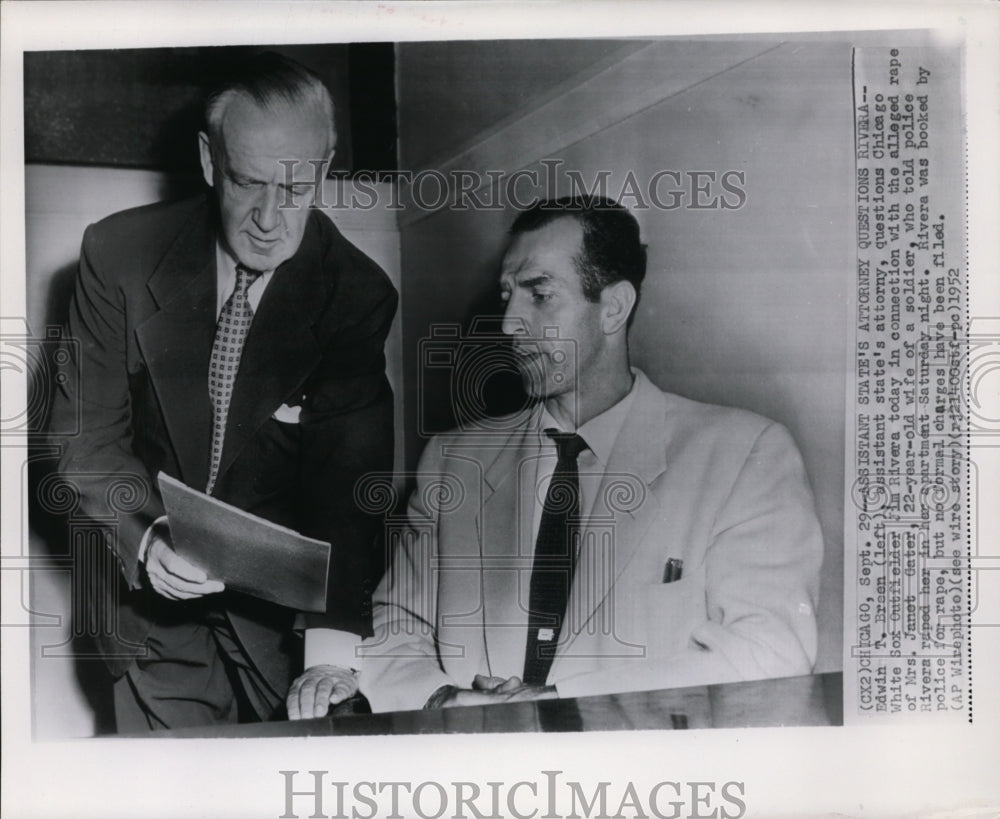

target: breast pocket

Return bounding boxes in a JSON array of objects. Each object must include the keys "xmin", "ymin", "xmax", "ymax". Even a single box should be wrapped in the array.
[{"xmin": 641, "ymin": 573, "xmax": 706, "ymax": 658}]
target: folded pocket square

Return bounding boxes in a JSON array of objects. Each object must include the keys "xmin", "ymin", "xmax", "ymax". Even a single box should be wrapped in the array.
[{"xmin": 273, "ymin": 403, "xmax": 302, "ymax": 424}]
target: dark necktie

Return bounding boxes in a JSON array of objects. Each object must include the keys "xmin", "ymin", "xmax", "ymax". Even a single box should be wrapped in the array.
[
  {"xmin": 206, "ymin": 264, "xmax": 262, "ymax": 494},
  {"xmin": 523, "ymin": 429, "xmax": 589, "ymax": 685}
]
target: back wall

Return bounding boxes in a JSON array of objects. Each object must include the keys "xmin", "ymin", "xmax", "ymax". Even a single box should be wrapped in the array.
[{"xmin": 394, "ymin": 38, "xmax": 852, "ymax": 674}]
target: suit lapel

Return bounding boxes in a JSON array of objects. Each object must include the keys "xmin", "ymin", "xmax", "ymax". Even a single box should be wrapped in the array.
[
  {"xmin": 552, "ymin": 373, "xmax": 669, "ymax": 674},
  {"xmin": 216, "ymin": 214, "xmax": 327, "ymax": 482},
  {"xmin": 135, "ymin": 199, "xmax": 216, "ymax": 489},
  {"xmin": 477, "ymin": 416, "xmax": 540, "ymax": 677}
]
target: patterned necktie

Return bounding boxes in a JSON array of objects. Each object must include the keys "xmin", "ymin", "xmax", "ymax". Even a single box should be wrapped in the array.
[
  {"xmin": 523, "ymin": 429, "xmax": 589, "ymax": 685},
  {"xmin": 206, "ymin": 264, "xmax": 262, "ymax": 495}
]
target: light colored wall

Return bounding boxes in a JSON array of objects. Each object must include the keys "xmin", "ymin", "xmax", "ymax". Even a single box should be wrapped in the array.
[
  {"xmin": 397, "ymin": 39, "xmax": 650, "ymax": 169},
  {"xmin": 25, "ymin": 165, "xmax": 403, "ymax": 738},
  {"xmin": 395, "ymin": 39, "xmax": 850, "ymax": 674}
]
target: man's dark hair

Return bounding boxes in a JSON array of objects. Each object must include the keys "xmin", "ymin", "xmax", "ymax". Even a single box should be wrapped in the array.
[
  {"xmin": 204, "ymin": 51, "xmax": 335, "ymax": 152},
  {"xmin": 509, "ymin": 196, "xmax": 647, "ymax": 320}
]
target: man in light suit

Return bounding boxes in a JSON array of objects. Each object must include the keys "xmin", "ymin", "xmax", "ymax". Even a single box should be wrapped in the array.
[
  {"xmin": 50, "ymin": 52, "xmax": 396, "ymax": 731},
  {"xmin": 288, "ymin": 196, "xmax": 821, "ymax": 717}
]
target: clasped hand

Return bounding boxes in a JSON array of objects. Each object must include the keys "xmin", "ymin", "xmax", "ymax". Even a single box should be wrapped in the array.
[
  {"xmin": 433, "ymin": 674, "xmax": 558, "ymax": 708},
  {"xmin": 287, "ymin": 665, "xmax": 359, "ymax": 719}
]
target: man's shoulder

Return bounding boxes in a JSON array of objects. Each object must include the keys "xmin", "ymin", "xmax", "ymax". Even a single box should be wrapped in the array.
[
  {"xmin": 634, "ymin": 371, "xmax": 788, "ymax": 451},
  {"xmin": 80, "ymin": 195, "xmax": 210, "ymax": 286},
  {"xmin": 310, "ymin": 211, "xmax": 396, "ymax": 300},
  {"xmin": 415, "ymin": 410, "xmax": 534, "ymax": 470},
  {"xmin": 88, "ymin": 194, "xmax": 207, "ymax": 243},
  {"xmin": 661, "ymin": 388, "xmax": 773, "ymax": 436}
]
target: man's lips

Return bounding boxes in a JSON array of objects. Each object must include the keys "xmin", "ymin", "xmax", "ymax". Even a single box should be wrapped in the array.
[
  {"xmin": 510, "ymin": 346, "xmax": 546, "ymax": 368},
  {"xmin": 246, "ymin": 233, "xmax": 281, "ymax": 249}
]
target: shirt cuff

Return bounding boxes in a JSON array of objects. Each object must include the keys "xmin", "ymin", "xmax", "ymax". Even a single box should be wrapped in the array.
[
  {"xmin": 304, "ymin": 628, "xmax": 365, "ymax": 671},
  {"xmin": 137, "ymin": 515, "xmax": 169, "ymax": 564}
]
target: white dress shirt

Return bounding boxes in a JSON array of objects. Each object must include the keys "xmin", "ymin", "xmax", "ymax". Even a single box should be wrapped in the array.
[
  {"xmin": 529, "ymin": 374, "xmax": 638, "ymax": 544},
  {"xmin": 214, "ymin": 242, "xmax": 275, "ymax": 317},
  {"xmin": 306, "ymin": 373, "xmax": 640, "ymax": 674}
]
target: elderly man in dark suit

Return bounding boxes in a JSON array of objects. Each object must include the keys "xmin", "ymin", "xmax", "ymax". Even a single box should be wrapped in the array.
[{"xmin": 49, "ymin": 52, "xmax": 396, "ymax": 731}]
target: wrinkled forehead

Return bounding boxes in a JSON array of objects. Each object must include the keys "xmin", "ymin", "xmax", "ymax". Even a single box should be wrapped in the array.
[
  {"xmin": 216, "ymin": 95, "xmax": 333, "ymax": 177},
  {"xmin": 500, "ymin": 217, "xmax": 585, "ymax": 282}
]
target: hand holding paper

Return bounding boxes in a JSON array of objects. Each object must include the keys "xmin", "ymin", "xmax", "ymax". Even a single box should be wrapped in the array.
[
  {"xmin": 157, "ymin": 472, "xmax": 331, "ymax": 612},
  {"xmin": 144, "ymin": 532, "xmax": 225, "ymax": 601}
]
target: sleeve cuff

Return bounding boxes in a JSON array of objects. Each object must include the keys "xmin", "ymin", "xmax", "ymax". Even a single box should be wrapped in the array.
[
  {"xmin": 137, "ymin": 515, "xmax": 169, "ymax": 564},
  {"xmin": 304, "ymin": 628, "xmax": 365, "ymax": 670}
]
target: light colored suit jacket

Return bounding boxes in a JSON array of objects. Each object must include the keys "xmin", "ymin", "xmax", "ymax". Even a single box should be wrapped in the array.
[{"xmin": 360, "ymin": 370, "xmax": 822, "ymax": 713}]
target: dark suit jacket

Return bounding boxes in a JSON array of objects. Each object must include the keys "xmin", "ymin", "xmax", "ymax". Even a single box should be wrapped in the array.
[{"xmin": 50, "ymin": 193, "xmax": 397, "ymax": 694}]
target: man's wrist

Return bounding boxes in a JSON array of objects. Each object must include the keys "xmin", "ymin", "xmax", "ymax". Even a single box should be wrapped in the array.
[
  {"xmin": 137, "ymin": 515, "xmax": 169, "ymax": 564},
  {"xmin": 303, "ymin": 628, "xmax": 364, "ymax": 671}
]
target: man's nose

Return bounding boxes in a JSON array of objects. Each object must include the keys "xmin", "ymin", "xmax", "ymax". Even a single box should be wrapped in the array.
[
  {"xmin": 253, "ymin": 185, "xmax": 281, "ymax": 233},
  {"xmin": 501, "ymin": 298, "xmax": 528, "ymax": 337}
]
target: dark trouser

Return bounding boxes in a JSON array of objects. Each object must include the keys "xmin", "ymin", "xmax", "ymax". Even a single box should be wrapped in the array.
[{"xmin": 113, "ymin": 601, "xmax": 284, "ymax": 733}]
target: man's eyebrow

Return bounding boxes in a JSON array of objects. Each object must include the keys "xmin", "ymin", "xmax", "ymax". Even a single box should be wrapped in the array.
[
  {"xmin": 517, "ymin": 274, "xmax": 552, "ymax": 288},
  {"xmin": 226, "ymin": 169, "xmax": 263, "ymax": 184}
]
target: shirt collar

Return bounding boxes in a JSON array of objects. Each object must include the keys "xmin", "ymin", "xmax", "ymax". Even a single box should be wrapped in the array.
[
  {"xmin": 215, "ymin": 241, "xmax": 275, "ymax": 315},
  {"xmin": 537, "ymin": 370, "xmax": 639, "ymax": 466}
]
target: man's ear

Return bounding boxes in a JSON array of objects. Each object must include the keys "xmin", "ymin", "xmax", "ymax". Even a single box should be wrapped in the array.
[
  {"xmin": 326, "ymin": 132, "xmax": 338, "ymax": 169},
  {"xmin": 197, "ymin": 132, "xmax": 215, "ymax": 188},
  {"xmin": 600, "ymin": 280, "xmax": 637, "ymax": 335},
  {"xmin": 316, "ymin": 138, "xmax": 337, "ymax": 189}
]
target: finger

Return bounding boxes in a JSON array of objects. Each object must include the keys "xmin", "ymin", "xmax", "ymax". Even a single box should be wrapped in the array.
[
  {"xmin": 287, "ymin": 684, "xmax": 303, "ymax": 720},
  {"xmin": 444, "ymin": 689, "xmax": 505, "ymax": 708},
  {"xmin": 159, "ymin": 549, "xmax": 209, "ymax": 583},
  {"xmin": 150, "ymin": 571, "xmax": 222, "ymax": 596},
  {"xmin": 311, "ymin": 678, "xmax": 337, "ymax": 718},
  {"xmin": 147, "ymin": 571, "xmax": 223, "ymax": 599},
  {"xmin": 495, "ymin": 676, "xmax": 523, "ymax": 693},
  {"xmin": 155, "ymin": 585, "xmax": 206, "ymax": 601},
  {"xmin": 330, "ymin": 675, "xmax": 358, "ymax": 705},
  {"xmin": 473, "ymin": 674, "xmax": 506, "ymax": 691},
  {"xmin": 295, "ymin": 681, "xmax": 317, "ymax": 720},
  {"xmin": 152, "ymin": 583, "xmax": 202, "ymax": 601},
  {"xmin": 508, "ymin": 685, "xmax": 558, "ymax": 703},
  {"xmin": 146, "ymin": 572, "xmax": 191, "ymax": 600}
]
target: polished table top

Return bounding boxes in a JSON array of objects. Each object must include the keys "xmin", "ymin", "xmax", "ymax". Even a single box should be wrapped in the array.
[{"xmin": 147, "ymin": 672, "xmax": 842, "ymax": 738}]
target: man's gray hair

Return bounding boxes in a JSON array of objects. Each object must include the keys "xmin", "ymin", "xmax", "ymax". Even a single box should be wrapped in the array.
[{"xmin": 204, "ymin": 51, "xmax": 335, "ymax": 154}]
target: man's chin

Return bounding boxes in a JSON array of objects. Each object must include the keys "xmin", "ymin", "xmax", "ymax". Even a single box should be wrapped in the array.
[
  {"xmin": 517, "ymin": 370, "xmax": 556, "ymax": 401},
  {"xmin": 234, "ymin": 243, "xmax": 289, "ymax": 271}
]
